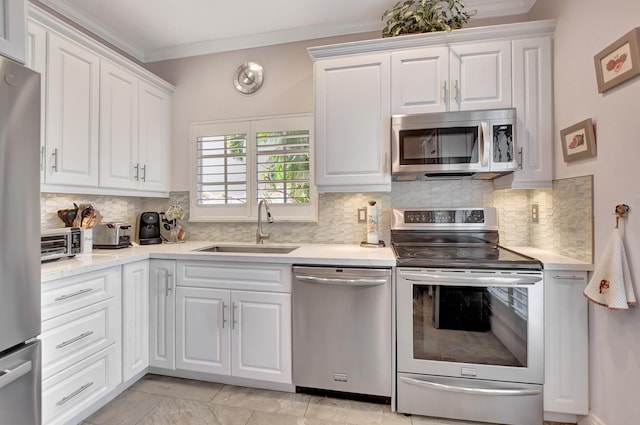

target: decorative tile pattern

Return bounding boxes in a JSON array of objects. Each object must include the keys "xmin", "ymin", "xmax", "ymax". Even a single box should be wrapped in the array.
[
  {"xmin": 40, "ymin": 176, "xmax": 592, "ymax": 262},
  {"xmin": 85, "ymin": 375, "xmax": 570, "ymax": 425}
]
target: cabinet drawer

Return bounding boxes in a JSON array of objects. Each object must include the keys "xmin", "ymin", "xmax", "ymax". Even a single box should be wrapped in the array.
[
  {"xmin": 42, "ymin": 345, "xmax": 120, "ymax": 425},
  {"xmin": 42, "ymin": 267, "xmax": 121, "ymax": 321},
  {"xmin": 41, "ymin": 298, "xmax": 121, "ymax": 380},
  {"xmin": 177, "ymin": 261, "xmax": 291, "ymax": 292}
]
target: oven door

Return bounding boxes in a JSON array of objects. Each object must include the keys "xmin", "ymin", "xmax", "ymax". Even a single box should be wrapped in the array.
[{"xmin": 396, "ymin": 268, "xmax": 543, "ymax": 384}]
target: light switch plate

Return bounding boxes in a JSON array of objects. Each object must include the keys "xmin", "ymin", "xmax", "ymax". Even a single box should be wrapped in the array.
[
  {"xmin": 531, "ymin": 204, "xmax": 539, "ymax": 223},
  {"xmin": 358, "ymin": 208, "xmax": 367, "ymax": 223}
]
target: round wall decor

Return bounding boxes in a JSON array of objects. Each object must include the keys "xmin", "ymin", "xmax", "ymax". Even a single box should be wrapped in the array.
[{"xmin": 233, "ymin": 62, "xmax": 265, "ymax": 94}]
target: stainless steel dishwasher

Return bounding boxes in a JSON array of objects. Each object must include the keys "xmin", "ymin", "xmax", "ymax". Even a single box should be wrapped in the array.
[{"xmin": 292, "ymin": 266, "xmax": 392, "ymax": 398}]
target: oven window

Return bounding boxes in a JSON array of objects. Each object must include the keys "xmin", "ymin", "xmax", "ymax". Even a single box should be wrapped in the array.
[
  {"xmin": 399, "ymin": 127, "xmax": 479, "ymax": 165},
  {"xmin": 413, "ymin": 285, "xmax": 528, "ymax": 367}
]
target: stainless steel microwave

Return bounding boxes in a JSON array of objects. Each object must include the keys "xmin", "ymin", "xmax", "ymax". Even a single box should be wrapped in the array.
[{"xmin": 391, "ymin": 108, "xmax": 518, "ymax": 179}]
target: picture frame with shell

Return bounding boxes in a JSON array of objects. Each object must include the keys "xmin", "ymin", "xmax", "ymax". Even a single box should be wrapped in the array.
[
  {"xmin": 560, "ymin": 118, "xmax": 596, "ymax": 162},
  {"xmin": 594, "ymin": 27, "xmax": 640, "ymax": 93}
]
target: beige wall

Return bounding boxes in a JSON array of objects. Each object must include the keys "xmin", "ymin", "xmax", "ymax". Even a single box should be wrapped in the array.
[{"xmin": 529, "ymin": 2, "xmax": 640, "ymax": 424}]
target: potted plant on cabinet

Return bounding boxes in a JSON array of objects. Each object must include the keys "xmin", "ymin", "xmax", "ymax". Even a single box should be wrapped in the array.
[{"xmin": 381, "ymin": 0, "xmax": 476, "ymax": 38}]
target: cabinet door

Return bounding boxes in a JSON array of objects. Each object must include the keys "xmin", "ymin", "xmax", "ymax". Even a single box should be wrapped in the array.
[
  {"xmin": 46, "ymin": 33, "xmax": 100, "ymax": 186},
  {"xmin": 138, "ymin": 80, "xmax": 170, "ymax": 192},
  {"xmin": 391, "ymin": 47, "xmax": 449, "ymax": 114},
  {"xmin": 99, "ymin": 60, "xmax": 139, "ymax": 190},
  {"xmin": 149, "ymin": 259, "xmax": 176, "ymax": 369},
  {"xmin": 122, "ymin": 261, "xmax": 149, "ymax": 382},
  {"xmin": 25, "ymin": 20, "xmax": 47, "ymax": 184},
  {"xmin": 503, "ymin": 36, "xmax": 553, "ymax": 189},
  {"xmin": 449, "ymin": 41, "xmax": 512, "ymax": 111},
  {"xmin": 0, "ymin": 0, "xmax": 26, "ymax": 63},
  {"xmin": 231, "ymin": 291, "xmax": 291, "ymax": 384},
  {"xmin": 315, "ymin": 54, "xmax": 391, "ymax": 192},
  {"xmin": 543, "ymin": 271, "xmax": 589, "ymax": 417},
  {"xmin": 175, "ymin": 287, "xmax": 231, "ymax": 375}
]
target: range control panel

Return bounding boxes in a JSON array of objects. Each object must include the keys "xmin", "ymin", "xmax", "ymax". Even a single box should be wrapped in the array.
[
  {"xmin": 391, "ymin": 208, "xmax": 498, "ymax": 230},
  {"xmin": 404, "ymin": 209, "xmax": 485, "ymax": 224}
]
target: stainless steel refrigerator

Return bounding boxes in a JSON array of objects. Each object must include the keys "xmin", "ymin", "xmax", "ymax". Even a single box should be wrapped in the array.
[{"xmin": 0, "ymin": 56, "xmax": 42, "ymax": 424}]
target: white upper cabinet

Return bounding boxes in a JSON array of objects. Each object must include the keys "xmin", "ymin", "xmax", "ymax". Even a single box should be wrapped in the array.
[
  {"xmin": 314, "ymin": 54, "xmax": 391, "ymax": 192},
  {"xmin": 100, "ymin": 60, "xmax": 140, "ymax": 190},
  {"xmin": 495, "ymin": 36, "xmax": 553, "ymax": 189},
  {"xmin": 391, "ymin": 46, "xmax": 449, "ymax": 114},
  {"xmin": 391, "ymin": 41, "xmax": 511, "ymax": 115},
  {"xmin": 25, "ymin": 20, "xmax": 46, "ymax": 183},
  {"xmin": 138, "ymin": 80, "xmax": 170, "ymax": 192},
  {"xmin": 449, "ymin": 41, "xmax": 512, "ymax": 111},
  {"xmin": 0, "ymin": 0, "xmax": 26, "ymax": 63},
  {"xmin": 46, "ymin": 32, "xmax": 100, "ymax": 187},
  {"xmin": 30, "ymin": 7, "xmax": 174, "ymax": 196}
]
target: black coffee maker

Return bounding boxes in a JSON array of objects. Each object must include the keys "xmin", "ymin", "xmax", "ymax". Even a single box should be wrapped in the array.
[{"xmin": 138, "ymin": 212, "xmax": 162, "ymax": 245}]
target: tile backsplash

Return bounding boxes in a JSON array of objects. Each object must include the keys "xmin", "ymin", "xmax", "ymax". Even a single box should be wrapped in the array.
[{"xmin": 40, "ymin": 175, "xmax": 593, "ymax": 262}]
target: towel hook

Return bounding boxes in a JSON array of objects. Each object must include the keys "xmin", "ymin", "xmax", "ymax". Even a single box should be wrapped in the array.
[{"xmin": 615, "ymin": 204, "xmax": 630, "ymax": 228}]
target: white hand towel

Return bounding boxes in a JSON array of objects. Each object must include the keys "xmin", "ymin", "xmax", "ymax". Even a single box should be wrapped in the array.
[{"xmin": 584, "ymin": 229, "xmax": 637, "ymax": 310}]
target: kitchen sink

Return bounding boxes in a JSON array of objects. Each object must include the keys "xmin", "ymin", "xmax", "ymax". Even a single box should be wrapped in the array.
[{"xmin": 196, "ymin": 245, "xmax": 299, "ymax": 254}]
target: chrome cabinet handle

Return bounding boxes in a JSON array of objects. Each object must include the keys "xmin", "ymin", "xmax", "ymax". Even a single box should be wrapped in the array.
[
  {"xmin": 221, "ymin": 302, "xmax": 227, "ymax": 329},
  {"xmin": 134, "ymin": 163, "xmax": 140, "ymax": 181},
  {"xmin": 452, "ymin": 79, "xmax": 459, "ymax": 104},
  {"xmin": 141, "ymin": 165, "xmax": 146, "ymax": 182},
  {"xmin": 0, "ymin": 361, "xmax": 32, "ymax": 390},
  {"xmin": 553, "ymin": 275, "xmax": 585, "ymax": 281},
  {"xmin": 441, "ymin": 81, "xmax": 447, "ymax": 104},
  {"xmin": 51, "ymin": 148, "xmax": 58, "ymax": 172},
  {"xmin": 56, "ymin": 331, "xmax": 94, "ymax": 349},
  {"xmin": 165, "ymin": 271, "xmax": 173, "ymax": 297},
  {"xmin": 54, "ymin": 288, "xmax": 93, "ymax": 302},
  {"xmin": 400, "ymin": 376, "xmax": 542, "ymax": 396},
  {"xmin": 40, "ymin": 146, "xmax": 45, "ymax": 171},
  {"xmin": 56, "ymin": 382, "xmax": 94, "ymax": 406},
  {"xmin": 518, "ymin": 147, "xmax": 524, "ymax": 169},
  {"xmin": 232, "ymin": 303, "xmax": 237, "ymax": 330}
]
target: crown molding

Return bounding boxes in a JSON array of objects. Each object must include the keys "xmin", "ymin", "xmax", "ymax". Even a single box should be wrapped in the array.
[
  {"xmin": 35, "ymin": 0, "xmax": 146, "ymax": 61},
  {"xmin": 34, "ymin": 0, "xmax": 541, "ymax": 63},
  {"xmin": 307, "ymin": 19, "xmax": 556, "ymax": 60}
]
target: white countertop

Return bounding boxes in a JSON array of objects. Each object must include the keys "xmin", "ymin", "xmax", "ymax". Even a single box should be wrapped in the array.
[
  {"xmin": 41, "ymin": 241, "xmax": 397, "ymax": 283},
  {"xmin": 41, "ymin": 242, "xmax": 591, "ymax": 283},
  {"xmin": 505, "ymin": 246, "xmax": 593, "ymax": 272}
]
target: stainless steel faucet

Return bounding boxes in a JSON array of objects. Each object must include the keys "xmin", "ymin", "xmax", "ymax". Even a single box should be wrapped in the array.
[{"xmin": 256, "ymin": 199, "xmax": 274, "ymax": 244}]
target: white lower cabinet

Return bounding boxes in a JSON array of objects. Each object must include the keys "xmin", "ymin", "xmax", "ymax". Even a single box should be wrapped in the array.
[
  {"xmin": 41, "ymin": 266, "xmax": 122, "ymax": 425},
  {"xmin": 122, "ymin": 261, "xmax": 149, "ymax": 382},
  {"xmin": 175, "ymin": 261, "xmax": 292, "ymax": 384},
  {"xmin": 543, "ymin": 270, "xmax": 589, "ymax": 421},
  {"xmin": 149, "ymin": 259, "xmax": 176, "ymax": 370}
]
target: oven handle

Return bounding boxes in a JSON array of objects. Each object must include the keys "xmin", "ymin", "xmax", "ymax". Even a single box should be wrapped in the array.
[
  {"xmin": 400, "ymin": 376, "xmax": 542, "ymax": 396},
  {"xmin": 400, "ymin": 272, "xmax": 541, "ymax": 286}
]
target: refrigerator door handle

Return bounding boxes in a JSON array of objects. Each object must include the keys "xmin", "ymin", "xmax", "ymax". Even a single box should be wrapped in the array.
[{"xmin": 0, "ymin": 360, "xmax": 32, "ymax": 390}]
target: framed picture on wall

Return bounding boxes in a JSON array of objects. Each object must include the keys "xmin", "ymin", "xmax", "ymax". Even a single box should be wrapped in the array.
[
  {"xmin": 594, "ymin": 27, "xmax": 640, "ymax": 93},
  {"xmin": 560, "ymin": 118, "xmax": 596, "ymax": 162}
]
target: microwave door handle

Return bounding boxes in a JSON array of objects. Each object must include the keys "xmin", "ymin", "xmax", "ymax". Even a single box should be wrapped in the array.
[{"xmin": 480, "ymin": 121, "xmax": 490, "ymax": 167}]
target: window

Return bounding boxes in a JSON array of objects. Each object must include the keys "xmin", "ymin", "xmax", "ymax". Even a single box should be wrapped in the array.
[{"xmin": 190, "ymin": 114, "xmax": 316, "ymax": 222}]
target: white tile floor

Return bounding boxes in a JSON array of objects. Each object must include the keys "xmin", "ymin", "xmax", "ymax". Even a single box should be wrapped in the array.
[{"xmin": 83, "ymin": 374, "xmax": 568, "ymax": 425}]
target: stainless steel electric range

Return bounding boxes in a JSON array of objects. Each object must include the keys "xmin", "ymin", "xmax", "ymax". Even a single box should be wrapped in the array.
[{"xmin": 391, "ymin": 208, "xmax": 544, "ymax": 425}]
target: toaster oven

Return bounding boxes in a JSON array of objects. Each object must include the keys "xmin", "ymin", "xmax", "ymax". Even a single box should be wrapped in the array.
[{"xmin": 41, "ymin": 228, "xmax": 82, "ymax": 262}]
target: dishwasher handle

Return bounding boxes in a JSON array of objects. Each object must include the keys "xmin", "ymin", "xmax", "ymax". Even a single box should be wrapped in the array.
[{"xmin": 295, "ymin": 274, "xmax": 388, "ymax": 286}]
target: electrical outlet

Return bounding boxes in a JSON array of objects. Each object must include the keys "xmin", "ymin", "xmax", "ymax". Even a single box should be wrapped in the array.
[
  {"xmin": 358, "ymin": 208, "xmax": 367, "ymax": 223},
  {"xmin": 531, "ymin": 204, "xmax": 539, "ymax": 223}
]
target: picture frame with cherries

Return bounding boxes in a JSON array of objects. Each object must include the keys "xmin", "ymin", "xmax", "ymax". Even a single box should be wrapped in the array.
[
  {"xmin": 560, "ymin": 118, "xmax": 596, "ymax": 163},
  {"xmin": 594, "ymin": 27, "xmax": 640, "ymax": 93}
]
